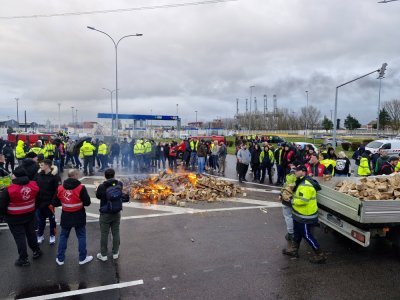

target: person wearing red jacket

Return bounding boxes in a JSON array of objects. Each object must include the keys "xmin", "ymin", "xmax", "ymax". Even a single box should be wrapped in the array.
[
  {"xmin": 0, "ymin": 167, "xmax": 42, "ymax": 266},
  {"xmin": 52, "ymin": 169, "xmax": 92, "ymax": 266}
]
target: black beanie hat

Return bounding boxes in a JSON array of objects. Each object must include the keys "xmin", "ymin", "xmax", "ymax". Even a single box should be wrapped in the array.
[
  {"xmin": 26, "ymin": 152, "xmax": 37, "ymax": 159},
  {"xmin": 13, "ymin": 166, "xmax": 27, "ymax": 178}
]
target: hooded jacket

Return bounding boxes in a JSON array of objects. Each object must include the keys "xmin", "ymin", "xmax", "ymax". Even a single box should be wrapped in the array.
[
  {"xmin": 22, "ymin": 158, "xmax": 40, "ymax": 180},
  {"xmin": 52, "ymin": 178, "xmax": 91, "ymax": 228},
  {"xmin": 0, "ymin": 176, "xmax": 38, "ymax": 224},
  {"xmin": 95, "ymin": 178, "xmax": 128, "ymax": 212},
  {"xmin": 15, "ymin": 140, "xmax": 26, "ymax": 159},
  {"xmin": 34, "ymin": 166, "xmax": 61, "ymax": 210}
]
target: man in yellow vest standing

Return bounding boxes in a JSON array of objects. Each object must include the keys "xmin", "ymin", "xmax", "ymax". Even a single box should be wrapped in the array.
[
  {"xmin": 134, "ymin": 140, "xmax": 145, "ymax": 173},
  {"xmin": 79, "ymin": 140, "xmax": 96, "ymax": 176},
  {"xmin": 282, "ymin": 165, "xmax": 326, "ymax": 264},
  {"xmin": 98, "ymin": 140, "xmax": 108, "ymax": 172}
]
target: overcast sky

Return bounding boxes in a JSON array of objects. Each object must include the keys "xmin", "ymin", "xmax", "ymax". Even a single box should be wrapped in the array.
[{"xmin": 1, "ymin": 0, "xmax": 399, "ymax": 126}]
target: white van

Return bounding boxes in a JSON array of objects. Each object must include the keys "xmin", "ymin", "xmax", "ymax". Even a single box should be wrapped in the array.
[{"xmin": 365, "ymin": 139, "xmax": 400, "ymax": 156}]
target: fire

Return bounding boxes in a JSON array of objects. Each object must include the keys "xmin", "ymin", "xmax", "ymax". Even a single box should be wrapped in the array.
[{"xmin": 188, "ymin": 173, "xmax": 198, "ymax": 187}]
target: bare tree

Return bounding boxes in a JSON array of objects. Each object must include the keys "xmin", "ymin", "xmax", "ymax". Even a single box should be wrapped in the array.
[
  {"xmin": 300, "ymin": 105, "xmax": 321, "ymax": 131},
  {"xmin": 384, "ymin": 99, "xmax": 400, "ymax": 133}
]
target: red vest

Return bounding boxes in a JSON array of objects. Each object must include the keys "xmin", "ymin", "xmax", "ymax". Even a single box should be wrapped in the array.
[
  {"xmin": 305, "ymin": 163, "xmax": 325, "ymax": 177},
  {"xmin": 57, "ymin": 185, "xmax": 84, "ymax": 212},
  {"xmin": 7, "ymin": 181, "xmax": 39, "ymax": 215}
]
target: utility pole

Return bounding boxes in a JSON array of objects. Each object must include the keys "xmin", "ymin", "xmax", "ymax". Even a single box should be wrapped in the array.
[
  {"xmin": 249, "ymin": 85, "xmax": 255, "ymax": 131},
  {"xmin": 58, "ymin": 103, "xmax": 61, "ymax": 131},
  {"xmin": 15, "ymin": 98, "xmax": 19, "ymax": 128},
  {"xmin": 376, "ymin": 63, "xmax": 387, "ymax": 137}
]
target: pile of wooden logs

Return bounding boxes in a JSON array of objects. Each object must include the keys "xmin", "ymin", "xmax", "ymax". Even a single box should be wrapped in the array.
[
  {"xmin": 335, "ymin": 174, "xmax": 400, "ymax": 200},
  {"xmin": 119, "ymin": 172, "xmax": 242, "ymax": 205}
]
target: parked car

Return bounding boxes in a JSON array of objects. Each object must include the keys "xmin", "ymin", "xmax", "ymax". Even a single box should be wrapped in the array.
[
  {"xmin": 293, "ymin": 142, "xmax": 319, "ymax": 153},
  {"xmin": 322, "ymin": 138, "xmax": 348, "ymax": 146}
]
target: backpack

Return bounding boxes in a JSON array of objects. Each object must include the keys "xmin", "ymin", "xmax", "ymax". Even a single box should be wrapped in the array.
[{"xmin": 100, "ymin": 183, "xmax": 123, "ymax": 214}]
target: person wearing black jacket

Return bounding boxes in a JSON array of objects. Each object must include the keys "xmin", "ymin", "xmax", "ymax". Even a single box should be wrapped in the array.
[
  {"xmin": 22, "ymin": 154, "xmax": 40, "ymax": 180},
  {"xmin": 334, "ymin": 151, "xmax": 351, "ymax": 177},
  {"xmin": 250, "ymin": 144, "xmax": 261, "ymax": 182},
  {"xmin": 0, "ymin": 167, "xmax": 42, "ymax": 266},
  {"xmin": 52, "ymin": 169, "xmax": 92, "ymax": 265},
  {"xmin": 378, "ymin": 156, "xmax": 398, "ymax": 175},
  {"xmin": 35, "ymin": 159, "xmax": 61, "ymax": 245},
  {"xmin": 3, "ymin": 142, "xmax": 15, "ymax": 172},
  {"xmin": 95, "ymin": 168, "xmax": 129, "ymax": 261}
]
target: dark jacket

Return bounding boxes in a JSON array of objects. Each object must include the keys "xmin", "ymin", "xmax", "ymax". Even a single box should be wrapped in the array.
[
  {"xmin": 95, "ymin": 178, "xmax": 128, "ymax": 212},
  {"xmin": 2, "ymin": 144, "xmax": 14, "ymax": 161},
  {"xmin": 22, "ymin": 159, "xmax": 39, "ymax": 180},
  {"xmin": 0, "ymin": 176, "xmax": 36, "ymax": 224},
  {"xmin": 379, "ymin": 162, "xmax": 395, "ymax": 175},
  {"xmin": 110, "ymin": 143, "xmax": 120, "ymax": 156},
  {"xmin": 34, "ymin": 167, "xmax": 61, "ymax": 210},
  {"xmin": 251, "ymin": 148, "xmax": 261, "ymax": 165},
  {"xmin": 197, "ymin": 143, "xmax": 208, "ymax": 157},
  {"xmin": 52, "ymin": 178, "xmax": 91, "ymax": 228}
]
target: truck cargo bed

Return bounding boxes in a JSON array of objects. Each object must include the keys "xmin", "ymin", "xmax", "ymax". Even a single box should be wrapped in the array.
[{"xmin": 318, "ymin": 177, "xmax": 400, "ymax": 224}]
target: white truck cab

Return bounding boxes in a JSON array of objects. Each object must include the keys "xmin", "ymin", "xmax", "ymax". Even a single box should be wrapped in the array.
[{"xmin": 365, "ymin": 139, "xmax": 400, "ymax": 156}]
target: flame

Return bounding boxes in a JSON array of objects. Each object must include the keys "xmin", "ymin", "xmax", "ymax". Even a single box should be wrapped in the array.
[{"xmin": 188, "ymin": 173, "xmax": 198, "ymax": 186}]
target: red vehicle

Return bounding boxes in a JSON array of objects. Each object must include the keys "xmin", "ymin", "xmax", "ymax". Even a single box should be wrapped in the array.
[
  {"xmin": 8, "ymin": 133, "xmax": 55, "ymax": 147},
  {"xmin": 191, "ymin": 135, "xmax": 226, "ymax": 144}
]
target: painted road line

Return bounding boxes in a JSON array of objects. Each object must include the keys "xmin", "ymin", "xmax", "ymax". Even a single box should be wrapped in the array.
[
  {"xmin": 89, "ymin": 198, "xmax": 199, "ymax": 214},
  {"xmin": 86, "ymin": 212, "xmax": 100, "ymax": 218},
  {"xmin": 20, "ymin": 280, "xmax": 144, "ymax": 300},
  {"xmin": 242, "ymin": 187, "xmax": 281, "ymax": 194},
  {"xmin": 224, "ymin": 197, "xmax": 282, "ymax": 207}
]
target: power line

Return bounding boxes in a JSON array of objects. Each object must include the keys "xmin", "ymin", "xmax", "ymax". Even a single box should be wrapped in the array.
[{"xmin": 0, "ymin": 0, "xmax": 238, "ymax": 20}]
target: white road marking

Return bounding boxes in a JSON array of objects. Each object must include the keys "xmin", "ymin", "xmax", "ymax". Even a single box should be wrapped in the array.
[
  {"xmin": 86, "ymin": 212, "xmax": 100, "ymax": 218},
  {"xmin": 223, "ymin": 197, "xmax": 282, "ymax": 207},
  {"xmin": 19, "ymin": 280, "xmax": 144, "ymax": 300},
  {"xmin": 242, "ymin": 187, "xmax": 281, "ymax": 194}
]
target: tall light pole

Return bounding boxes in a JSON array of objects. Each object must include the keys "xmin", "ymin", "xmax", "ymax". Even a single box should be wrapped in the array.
[
  {"xmin": 376, "ymin": 63, "xmax": 388, "ymax": 137},
  {"xmin": 58, "ymin": 103, "xmax": 61, "ymax": 131},
  {"xmin": 15, "ymin": 98, "xmax": 19, "ymax": 127},
  {"xmin": 249, "ymin": 85, "xmax": 255, "ymax": 131},
  {"xmin": 195, "ymin": 110, "xmax": 198, "ymax": 124},
  {"xmin": 176, "ymin": 103, "xmax": 179, "ymax": 115},
  {"xmin": 332, "ymin": 64, "xmax": 386, "ymax": 148},
  {"xmin": 76, "ymin": 109, "xmax": 78, "ymax": 132},
  {"xmin": 103, "ymin": 88, "xmax": 117, "ymax": 135},
  {"xmin": 71, "ymin": 106, "xmax": 74, "ymax": 132},
  {"xmin": 305, "ymin": 90, "xmax": 309, "ymax": 137},
  {"xmin": 87, "ymin": 26, "xmax": 142, "ymax": 138}
]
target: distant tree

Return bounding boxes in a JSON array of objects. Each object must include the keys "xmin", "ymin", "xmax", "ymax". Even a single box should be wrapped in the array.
[
  {"xmin": 384, "ymin": 99, "xmax": 400, "ymax": 132},
  {"xmin": 321, "ymin": 116, "xmax": 333, "ymax": 132},
  {"xmin": 372, "ymin": 108, "xmax": 391, "ymax": 129},
  {"xmin": 7, "ymin": 126, "xmax": 14, "ymax": 134},
  {"xmin": 344, "ymin": 114, "xmax": 361, "ymax": 130},
  {"xmin": 336, "ymin": 118, "xmax": 341, "ymax": 130},
  {"xmin": 300, "ymin": 105, "xmax": 321, "ymax": 131}
]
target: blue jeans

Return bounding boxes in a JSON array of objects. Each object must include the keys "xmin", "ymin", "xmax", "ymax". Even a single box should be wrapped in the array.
[
  {"xmin": 57, "ymin": 226, "xmax": 87, "ymax": 262},
  {"xmin": 37, "ymin": 207, "xmax": 56, "ymax": 237},
  {"xmin": 83, "ymin": 156, "xmax": 94, "ymax": 174},
  {"xmin": 74, "ymin": 154, "xmax": 82, "ymax": 167},
  {"xmin": 197, "ymin": 157, "xmax": 205, "ymax": 174},
  {"xmin": 65, "ymin": 153, "xmax": 75, "ymax": 166},
  {"xmin": 282, "ymin": 206, "xmax": 293, "ymax": 234},
  {"xmin": 190, "ymin": 152, "xmax": 197, "ymax": 169}
]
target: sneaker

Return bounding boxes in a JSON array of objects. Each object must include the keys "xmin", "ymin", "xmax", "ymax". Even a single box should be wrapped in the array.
[
  {"xmin": 32, "ymin": 250, "xmax": 42, "ymax": 259},
  {"xmin": 96, "ymin": 253, "xmax": 108, "ymax": 262},
  {"xmin": 15, "ymin": 258, "xmax": 30, "ymax": 267},
  {"xmin": 112, "ymin": 252, "xmax": 119, "ymax": 260},
  {"xmin": 56, "ymin": 258, "xmax": 64, "ymax": 266},
  {"xmin": 49, "ymin": 235, "xmax": 56, "ymax": 245},
  {"xmin": 79, "ymin": 255, "xmax": 93, "ymax": 265},
  {"xmin": 37, "ymin": 235, "xmax": 44, "ymax": 244}
]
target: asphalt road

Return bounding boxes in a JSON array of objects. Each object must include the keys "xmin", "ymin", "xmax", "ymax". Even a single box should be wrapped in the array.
[{"xmin": 1, "ymin": 155, "xmax": 400, "ymax": 300}]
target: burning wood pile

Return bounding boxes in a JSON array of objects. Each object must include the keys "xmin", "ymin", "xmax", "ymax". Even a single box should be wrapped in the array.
[
  {"xmin": 120, "ymin": 171, "xmax": 242, "ymax": 205},
  {"xmin": 335, "ymin": 174, "xmax": 400, "ymax": 200}
]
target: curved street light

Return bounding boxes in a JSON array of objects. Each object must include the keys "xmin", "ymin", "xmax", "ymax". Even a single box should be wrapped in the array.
[{"xmin": 87, "ymin": 26, "xmax": 143, "ymax": 138}]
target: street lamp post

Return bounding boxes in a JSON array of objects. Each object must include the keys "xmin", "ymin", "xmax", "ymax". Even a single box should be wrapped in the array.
[
  {"xmin": 71, "ymin": 106, "xmax": 74, "ymax": 133},
  {"xmin": 76, "ymin": 109, "xmax": 78, "ymax": 132},
  {"xmin": 332, "ymin": 64, "xmax": 387, "ymax": 148},
  {"xmin": 305, "ymin": 91, "xmax": 309, "ymax": 137},
  {"xmin": 58, "ymin": 103, "xmax": 61, "ymax": 131},
  {"xmin": 103, "ymin": 88, "xmax": 117, "ymax": 135},
  {"xmin": 88, "ymin": 26, "xmax": 142, "ymax": 138},
  {"xmin": 195, "ymin": 110, "xmax": 198, "ymax": 126},
  {"xmin": 249, "ymin": 85, "xmax": 255, "ymax": 132},
  {"xmin": 15, "ymin": 98, "xmax": 19, "ymax": 128},
  {"xmin": 376, "ymin": 63, "xmax": 387, "ymax": 137}
]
